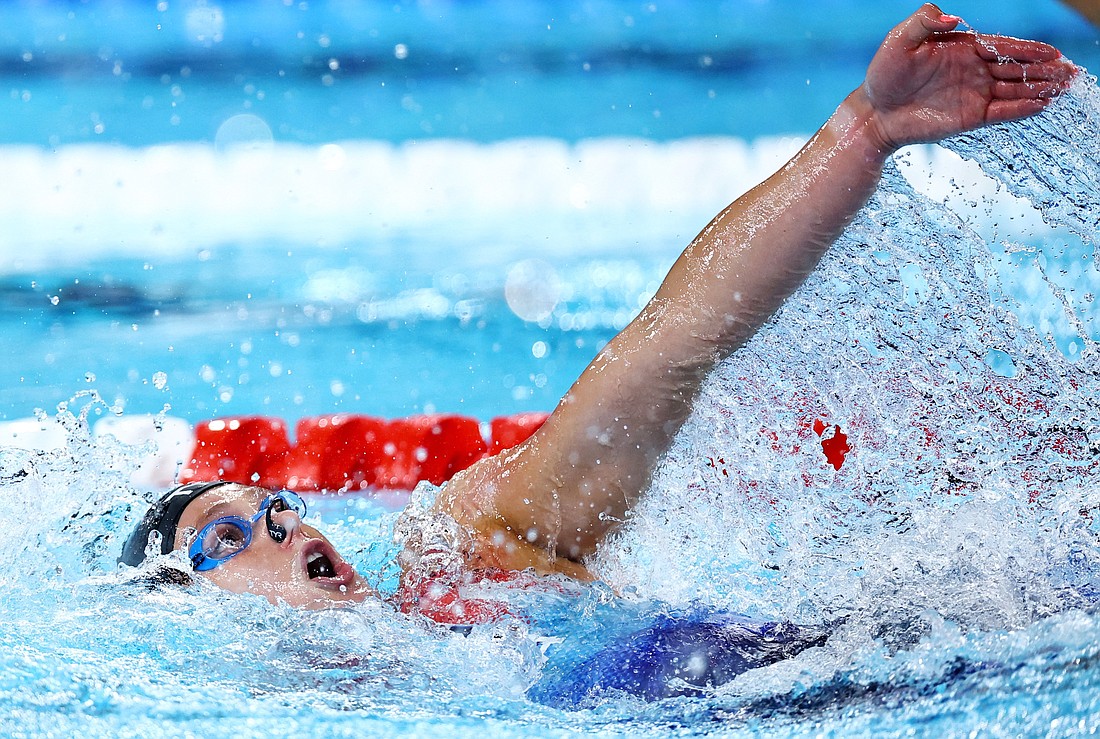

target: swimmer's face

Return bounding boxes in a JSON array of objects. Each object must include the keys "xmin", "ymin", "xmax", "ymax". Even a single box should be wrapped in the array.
[{"xmin": 175, "ymin": 484, "xmax": 372, "ymax": 609}]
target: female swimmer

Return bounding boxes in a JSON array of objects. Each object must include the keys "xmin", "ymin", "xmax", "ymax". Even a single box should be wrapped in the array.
[{"xmin": 119, "ymin": 4, "xmax": 1077, "ymax": 702}]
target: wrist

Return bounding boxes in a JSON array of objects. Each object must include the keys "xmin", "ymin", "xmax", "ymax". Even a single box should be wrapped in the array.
[{"xmin": 830, "ymin": 86, "xmax": 897, "ymax": 165}]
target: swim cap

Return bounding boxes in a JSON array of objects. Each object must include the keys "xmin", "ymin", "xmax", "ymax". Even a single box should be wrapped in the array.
[{"xmin": 118, "ymin": 480, "xmax": 233, "ymax": 567}]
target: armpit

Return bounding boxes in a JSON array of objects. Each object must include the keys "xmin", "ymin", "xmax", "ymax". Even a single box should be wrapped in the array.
[{"xmin": 436, "ymin": 455, "xmax": 593, "ymax": 580}]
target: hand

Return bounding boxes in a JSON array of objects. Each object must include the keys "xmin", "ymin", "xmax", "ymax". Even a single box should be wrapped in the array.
[{"xmin": 863, "ymin": 3, "xmax": 1077, "ymax": 152}]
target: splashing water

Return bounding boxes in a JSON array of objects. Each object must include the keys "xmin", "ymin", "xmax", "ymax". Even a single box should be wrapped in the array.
[
  {"xmin": 0, "ymin": 392, "xmax": 148, "ymax": 586},
  {"xmin": 3, "ymin": 74, "xmax": 1100, "ymax": 737},
  {"xmin": 598, "ymin": 73, "xmax": 1100, "ymax": 702},
  {"xmin": 0, "ymin": 398, "xmax": 555, "ymax": 734}
]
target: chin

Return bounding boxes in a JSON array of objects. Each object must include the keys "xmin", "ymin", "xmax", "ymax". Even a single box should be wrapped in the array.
[{"xmin": 282, "ymin": 575, "xmax": 374, "ymax": 610}]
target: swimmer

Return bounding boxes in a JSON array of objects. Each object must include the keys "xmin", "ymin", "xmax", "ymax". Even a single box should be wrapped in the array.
[{"xmin": 119, "ymin": 3, "xmax": 1077, "ymax": 701}]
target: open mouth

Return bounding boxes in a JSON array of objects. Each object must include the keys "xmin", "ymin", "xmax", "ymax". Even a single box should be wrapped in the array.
[
  {"xmin": 306, "ymin": 550, "xmax": 336, "ymax": 579},
  {"xmin": 300, "ymin": 539, "xmax": 357, "ymax": 589}
]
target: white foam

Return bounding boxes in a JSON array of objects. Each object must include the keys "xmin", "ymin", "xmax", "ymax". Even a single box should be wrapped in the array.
[
  {"xmin": 0, "ymin": 417, "xmax": 66, "ymax": 451},
  {"xmin": 0, "ymin": 414, "xmax": 193, "ymax": 489},
  {"xmin": 0, "ymin": 136, "xmax": 1061, "ymax": 276},
  {"xmin": 0, "ymin": 137, "xmax": 807, "ymax": 270},
  {"xmin": 91, "ymin": 415, "xmax": 194, "ymax": 489}
]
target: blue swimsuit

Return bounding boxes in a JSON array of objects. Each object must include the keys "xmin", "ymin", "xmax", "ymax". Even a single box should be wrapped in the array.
[{"xmin": 527, "ymin": 612, "xmax": 830, "ymax": 708}]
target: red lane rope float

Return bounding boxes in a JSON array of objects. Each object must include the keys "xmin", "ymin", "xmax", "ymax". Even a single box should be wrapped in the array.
[
  {"xmin": 181, "ymin": 416, "xmax": 293, "ymax": 488},
  {"xmin": 181, "ymin": 412, "xmax": 551, "ymax": 493},
  {"xmin": 488, "ymin": 411, "xmax": 552, "ymax": 456},
  {"xmin": 812, "ymin": 418, "xmax": 851, "ymax": 472},
  {"xmin": 178, "ymin": 407, "xmax": 857, "ymax": 493}
]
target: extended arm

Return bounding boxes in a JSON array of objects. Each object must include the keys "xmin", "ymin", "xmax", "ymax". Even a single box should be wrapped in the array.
[{"xmin": 436, "ymin": 5, "xmax": 1075, "ymax": 575}]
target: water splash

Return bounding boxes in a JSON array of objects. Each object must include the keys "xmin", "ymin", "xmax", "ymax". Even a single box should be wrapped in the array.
[
  {"xmin": 598, "ymin": 76, "xmax": 1100, "ymax": 645},
  {"xmin": 943, "ymin": 70, "xmax": 1100, "ymax": 247},
  {"xmin": 3, "ymin": 69, "xmax": 1100, "ymax": 739},
  {"xmin": 0, "ymin": 401, "xmax": 551, "ymax": 735},
  {"xmin": 0, "ymin": 392, "xmax": 152, "ymax": 590}
]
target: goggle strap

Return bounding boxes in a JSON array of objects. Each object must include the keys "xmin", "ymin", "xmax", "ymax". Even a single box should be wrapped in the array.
[{"xmin": 266, "ymin": 502, "xmax": 287, "ymax": 543}]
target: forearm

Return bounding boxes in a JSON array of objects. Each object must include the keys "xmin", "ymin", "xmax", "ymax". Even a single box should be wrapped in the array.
[
  {"xmin": 654, "ymin": 86, "xmax": 891, "ymax": 357},
  {"xmin": 448, "ymin": 88, "xmax": 895, "ymax": 563}
]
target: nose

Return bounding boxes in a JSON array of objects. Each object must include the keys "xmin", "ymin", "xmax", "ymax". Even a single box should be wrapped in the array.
[{"xmin": 264, "ymin": 505, "xmax": 303, "ymax": 545}]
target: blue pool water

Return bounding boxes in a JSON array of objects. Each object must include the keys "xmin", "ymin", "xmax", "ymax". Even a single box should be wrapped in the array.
[{"xmin": 2, "ymin": 1, "xmax": 1100, "ymax": 736}]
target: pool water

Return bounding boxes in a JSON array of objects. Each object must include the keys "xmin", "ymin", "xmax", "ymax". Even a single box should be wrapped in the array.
[{"xmin": 3, "ymin": 1, "xmax": 1100, "ymax": 737}]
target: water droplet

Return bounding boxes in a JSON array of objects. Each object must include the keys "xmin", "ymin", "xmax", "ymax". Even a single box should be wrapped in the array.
[
  {"xmin": 505, "ymin": 259, "xmax": 561, "ymax": 322},
  {"xmin": 214, "ymin": 113, "xmax": 274, "ymax": 153}
]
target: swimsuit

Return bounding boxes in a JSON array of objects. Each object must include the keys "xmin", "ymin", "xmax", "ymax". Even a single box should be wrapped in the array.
[{"xmin": 527, "ymin": 611, "xmax": 830, "ymax": 708}]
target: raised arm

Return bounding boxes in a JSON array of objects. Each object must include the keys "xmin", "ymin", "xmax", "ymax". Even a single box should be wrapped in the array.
[{"xmin": 435, "ymin": 5, "xmax": 1075, "ymax": 576}]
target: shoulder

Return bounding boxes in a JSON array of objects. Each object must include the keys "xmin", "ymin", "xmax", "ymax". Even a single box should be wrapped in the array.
[{"xmin": 431, "ymin": 454, "xmax": 594, "ymax": 581}]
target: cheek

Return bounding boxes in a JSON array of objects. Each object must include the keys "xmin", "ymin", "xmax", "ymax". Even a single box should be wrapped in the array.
[
  {"xmin": 204, "ymin": 554, "xmax": 303, "ymax": 595},
  {"xmin": 202, "ymin": 567, "xmax": 260, "ymax": 596}
]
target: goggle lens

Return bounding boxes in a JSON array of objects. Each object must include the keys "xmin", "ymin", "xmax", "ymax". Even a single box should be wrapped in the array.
[
  {"xmin": 199, "ymin": 519, "xmax": 251, "ymax": 561},
  {"xmin": 188, "ymin": 490, "xmax": 307, "ymax": 571}
]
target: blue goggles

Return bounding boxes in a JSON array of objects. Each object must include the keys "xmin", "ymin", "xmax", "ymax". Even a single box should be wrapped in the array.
[{"xmin": 188, "ymin": 490, "xmax": 307, "ymax": 572}]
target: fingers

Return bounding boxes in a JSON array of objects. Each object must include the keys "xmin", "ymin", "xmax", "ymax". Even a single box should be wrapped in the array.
[
  {"xmin": 971, "ymin": 34, "xmax": 1063, "ymax": 63},
  {"xmin": 993, "ymin": 79, "xmax": 1071, "ymax": 101},
  {"xmin": 986, "ymin": 97, "xmax": 1054, "ymax": 124},
  {"xmin": 988, "ymin": 60, "xmax": 1074, "ymax": 82},
  {"xmin": 988, "ymin": 56, "xmax": 1076, "ymax": 102}
]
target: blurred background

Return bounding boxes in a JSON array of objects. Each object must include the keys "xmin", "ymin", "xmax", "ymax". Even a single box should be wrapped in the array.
[
  {"xmin": 0, "ymin": 0, "xmax": 1095, "ymax": 146},
  {"xmin": 0, "ymin": 0, "xmax": 1096, "ymax": 423}
]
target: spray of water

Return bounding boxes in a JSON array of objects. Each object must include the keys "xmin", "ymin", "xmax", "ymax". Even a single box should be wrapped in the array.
[
  {"xmin": 1, "ymin": 69, "xmax": 1099, "ymax": 737},
  {"xmin": 597, "ymin": 74, "xmax": 1100, "ymax": 644}
]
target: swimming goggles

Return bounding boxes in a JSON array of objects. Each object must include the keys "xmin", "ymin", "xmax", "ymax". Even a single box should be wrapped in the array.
[{"xmin": 188, "ymin": 490, "xmax": 307, "ymax": 571}]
